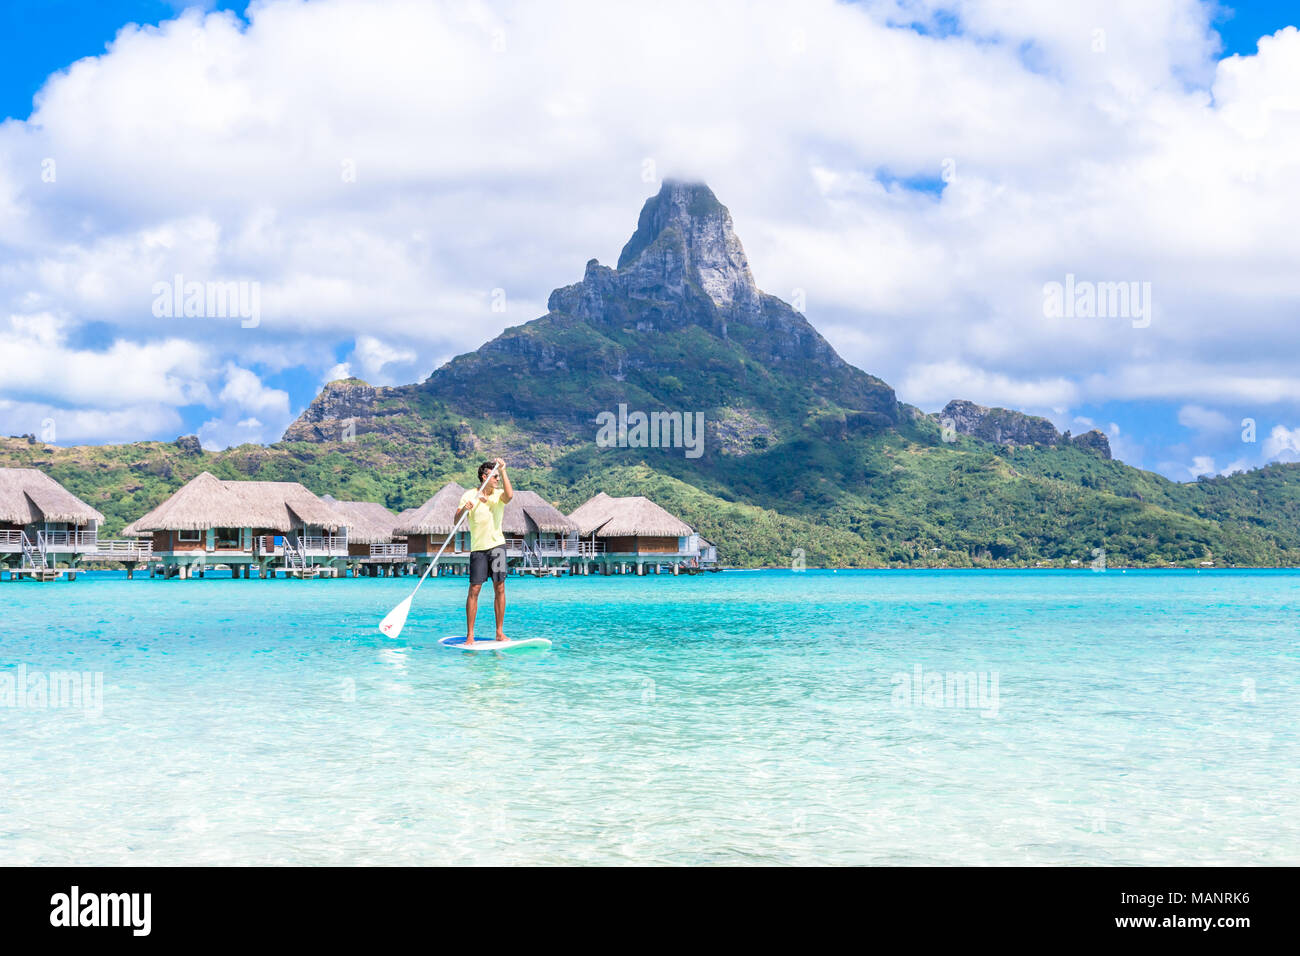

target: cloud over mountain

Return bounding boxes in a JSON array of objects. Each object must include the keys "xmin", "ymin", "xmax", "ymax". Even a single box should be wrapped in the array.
[{"xmin": 0, "ymin": 0, "xmax": 1297, "ymax": 477}]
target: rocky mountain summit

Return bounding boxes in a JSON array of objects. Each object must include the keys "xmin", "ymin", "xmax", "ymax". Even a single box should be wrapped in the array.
[
  {"xmin": 281, "ymin": 181, "xmax": 1115, "ymax": 482},
  {"xmin": 937, "ymin": 399, "xmax": 1111, "ymax": 458},
  {"xmin": 285, "ymin": 181, "xmax": 901, "ymax": 451},
  {"xmin": 413, "ymin": 180, "xmax": 898, "ymax": 434},
  {"xmin": 283, "ymin": 379, "xmax": 381, "ymax": 442},
  {"xmin": 612, "ymin": 179, "xmax": 761, "ymax": 317},
  {"xmin": 173, "ymin": 434, "xmax": 204, "ymax": 456}
]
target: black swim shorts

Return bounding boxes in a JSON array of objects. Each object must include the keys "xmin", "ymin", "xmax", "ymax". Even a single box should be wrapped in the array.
[{"xmin": 469, "ymin": 545, "xmax": 507, "ymax": 585}]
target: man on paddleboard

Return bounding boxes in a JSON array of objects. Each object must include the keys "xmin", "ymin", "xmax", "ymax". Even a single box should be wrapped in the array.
[{"xmin": 454, "ymin": 458, "xmax": 513, "ymax": 645}]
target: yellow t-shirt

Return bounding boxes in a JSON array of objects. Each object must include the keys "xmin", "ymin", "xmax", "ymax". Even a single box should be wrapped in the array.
[{"xmin": 460, "ymin": 488, "xmax": 506, "ymax": 552}]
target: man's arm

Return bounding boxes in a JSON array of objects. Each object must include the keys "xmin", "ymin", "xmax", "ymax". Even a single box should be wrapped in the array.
[{"xmin": 496, "ymin": 458, "xmax": 513, "ymax": 503}]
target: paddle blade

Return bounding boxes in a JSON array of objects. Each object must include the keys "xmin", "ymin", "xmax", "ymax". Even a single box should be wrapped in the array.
[{"xmin": 379, "ymin": 595, "xmax": 413, "ymax": 638}]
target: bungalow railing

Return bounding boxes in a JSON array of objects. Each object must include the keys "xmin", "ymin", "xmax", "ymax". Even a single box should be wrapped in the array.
[
  {"xmin": 600, "ymin": 549, "xmax": 701, "ymax": 558},
  {"xmin": 577, "ymin": 541, "xmax": 605, "ymax": 556},
  {"xmin": 85, "ymin": 539, "xmax": 154, "ymax": 559},
  {"xmin": 501, "ymin": 537, "xmax": 581, "ymax": 558},
  {"xmin": 0, "ymin": 529, "xmax": 22, "ymax": 551},
  {"xmin": 21, "ymin": 533, "xmax": 46, "ymax": 571},
  {"xmin": 38, "ymin": 530, "xmax": 98, "ymax": 551},
  {"xmin": 530, "ymin": 538, "xmax": 581, "ymax": 555},
  {"xmin": 299, "ymin": 534, "xmax": 348, "ymax": 554},
  {"xmin": 369, "ymin": 543, "xmax": 407, "ymax": 557},
  {"xmin": 283, "ymin": 536, "xmax": 306, "ymax": 570}
]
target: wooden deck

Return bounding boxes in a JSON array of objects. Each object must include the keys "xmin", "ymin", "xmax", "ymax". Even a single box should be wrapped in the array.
[{"xmin": 3, "ymin": 567, "xmax": 66, "ymax": 582}]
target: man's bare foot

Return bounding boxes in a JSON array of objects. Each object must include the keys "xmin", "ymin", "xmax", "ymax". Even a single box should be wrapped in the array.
[
  {"xmin": 494, "ymin": 633, "xmax": 508, "ymax": 642},
  {"xmin": 465, "ymin": 635, "xmax": 476, "ymax": 646}
]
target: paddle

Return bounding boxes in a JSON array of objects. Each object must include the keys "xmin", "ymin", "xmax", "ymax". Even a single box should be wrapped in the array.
[{"xmin": 378, "ymin": 462, "xmax": 500, "ymax": 639}]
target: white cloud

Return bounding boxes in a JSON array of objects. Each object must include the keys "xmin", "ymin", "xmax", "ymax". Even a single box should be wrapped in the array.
[
  {"xmin": 197, "ymin": 366, "xmax": 292, "ymax": 449},
  {"xmin": 1262, "ymin": 425, "xmax": 1300, "ymax": 462},
  {"xmin": 0, "ymin": 312, "xmax": 212, "ymax": 407},
  {"xmin": 0, "ymin": 398, "xmax": 182, "ymax": 444},
  {"xmin": 351, "ymin": 335, "xmax": 419, "ymax": 385},
  {"xmin": 197, "ymin": 415, "xmax": 271, "ymax": 451},
  {"xmin": 899, "ymin": 360, "xmax": 1079, "ymax": 411},
  {"xmin": 0, "ymin": 1, "xmax": 1297, "ymax": 477},
  {"xmin": 217, "ymin": 365, "xmax": 289, "ymax": 418},
  {"xmin": 1177, "ymin": 404, "xmax": 1234, "ymax": 433},
  {"xmin": 322, "ymin": 362, "xmax": 352, "ymax": 384}
]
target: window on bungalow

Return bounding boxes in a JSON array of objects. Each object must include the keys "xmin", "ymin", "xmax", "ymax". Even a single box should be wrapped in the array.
[
  {"xmin": 178, "ymin": 530, "xmax": 202, "ymax": 543},
  {"xmin": 215, "ymin": 527, "xmax": 242, "ymax": 549}
]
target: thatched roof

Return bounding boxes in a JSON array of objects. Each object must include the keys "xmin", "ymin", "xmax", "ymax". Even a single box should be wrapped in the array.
[
  {"xmin": 132, "ymin": 471, "xmax": 348, "ymax": 532},
  {"xmin": 130, "ymin": 472, "xmax": 246, "ymax": 531},
  {"xmin": 393, "ymin": 482, "xmax": 467, "ymax": 535},
  {"xmin": 119, "ymin": 519, "xmax": 150, "ymax": 538},
  {"xmin": 568, "ymin": 492, "xmax": 693, "ymax": 537},
  {"xmin": 0, "ymin": 468, "xmax": 105, "ymax": 525},
  {"xmin": 236, "ymin": 481, "xmax": 347, "ymax": 530},
  {"xmin": 392, "ymin": 484, "xmax": 577, "ymax": 537},
  {"xmin": 568, "ymin": 492, "xmax": 614, "ymax": 535},
  {"xmin": 505, "ymin": 490, "xmax": 578, "ymax": 535},
  {"xmin": 321, "ymin": 497, "xmax": 402, "ymax": 544}
]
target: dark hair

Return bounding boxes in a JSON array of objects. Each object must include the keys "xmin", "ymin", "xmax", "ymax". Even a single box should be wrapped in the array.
[{"xmin": 478, "ymin": 461, "xmax": 495, "ymax": 482}]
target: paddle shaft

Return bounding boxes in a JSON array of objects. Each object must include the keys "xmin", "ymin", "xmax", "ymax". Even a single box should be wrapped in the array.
[{"xmin": 408, "ymin": 463, "xmax": 500, "ymax": 599}]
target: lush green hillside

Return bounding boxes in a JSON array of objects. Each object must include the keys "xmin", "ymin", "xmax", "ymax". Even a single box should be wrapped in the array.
[
  {"xmin": 8, "ymin": 180, "xmax": 1300, "ymax": 568},
  {"xmin": 7, "ymin": 425, "xmax": 1300, "ymax": 568}
]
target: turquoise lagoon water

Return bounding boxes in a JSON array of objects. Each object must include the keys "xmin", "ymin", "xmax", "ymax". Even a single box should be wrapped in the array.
[{"xmin": 1, "ymin": 569, "xmax": 1297, "ymax": 865}]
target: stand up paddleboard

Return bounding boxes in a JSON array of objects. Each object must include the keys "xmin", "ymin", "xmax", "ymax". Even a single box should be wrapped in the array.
[{"xmin": 438, "ymin": 635, "xmax": 552, "ymax": 653}]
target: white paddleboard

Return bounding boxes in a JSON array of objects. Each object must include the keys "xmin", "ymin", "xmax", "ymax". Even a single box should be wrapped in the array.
[{"xmin": 438, "ymin": 635, "xmax": 552, "ymax": 652}]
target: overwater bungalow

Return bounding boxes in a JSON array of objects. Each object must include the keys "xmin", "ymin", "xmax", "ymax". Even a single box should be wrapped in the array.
[
  {"xmin": 503, "ymin": 491, "xmax": 580, "ymax": 572},
  {"xmin": 694, "ymin": 536, "xmax": 719, "ymax": 566},
  {"xmin": 394, "ymin": 482, "xmax": 467, "ymax": 572},
  {"xmin": 321, "ymin": 497, "xmax": 408, "ymax": 575},
  {"xmin": 0, "ymin": 467, "xmax": 114, "ymax": 580},
  {"xmin": 567, "ymin": 492, "xmax": 710, "ymax": 574},
  {"xmin": 396, "ymin": 483, "xmax": 580, "ymax": 575},
  {"xmin": 131, "ymin": 471, "xmax": 349, "ymax": 578}
]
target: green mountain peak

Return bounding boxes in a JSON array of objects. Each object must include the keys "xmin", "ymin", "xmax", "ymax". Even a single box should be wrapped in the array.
[{"xmin": 8, "ymin": 184, "xmax": 1296, "ymax": 568}]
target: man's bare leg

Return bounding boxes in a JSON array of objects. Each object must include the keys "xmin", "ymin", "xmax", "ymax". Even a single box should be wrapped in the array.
[
  {"xmin": 493, "ymin": 579, "xmax": 507, "ymax": 641},
  {"xmin": 466, "ymin": 582, "xmax": 482, "ymax": 645}
]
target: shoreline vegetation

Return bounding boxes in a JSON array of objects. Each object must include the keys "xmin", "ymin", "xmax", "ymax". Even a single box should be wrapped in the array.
[
  {"xmin": 4, "ymin": 430, "xmax": 1300, "ymax": 571},
  {"xmin": 731, "ymin": 564, "xmax": 1297, "ymax": 571}
]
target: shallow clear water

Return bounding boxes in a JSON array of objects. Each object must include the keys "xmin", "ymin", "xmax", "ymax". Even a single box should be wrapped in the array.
[{"xmin": 2, "ymin": 569, "xmax": 1297, "ymax": 865}]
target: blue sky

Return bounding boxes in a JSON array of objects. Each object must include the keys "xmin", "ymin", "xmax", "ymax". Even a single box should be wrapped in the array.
[
  {"xmin": 1, "ymin": 0, "xmax": 1299, "ymax": 480},
  {"xmin": 1, "ymin": 1, "xmax": 1287, "ymax": 121},
  {"xmin": 1210, "ymin": 0, "xmax": 1296, "ymax": 56},
  {"xmin": 0, "ymin": 2, "xmax": 249, "ymax": 121}
]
